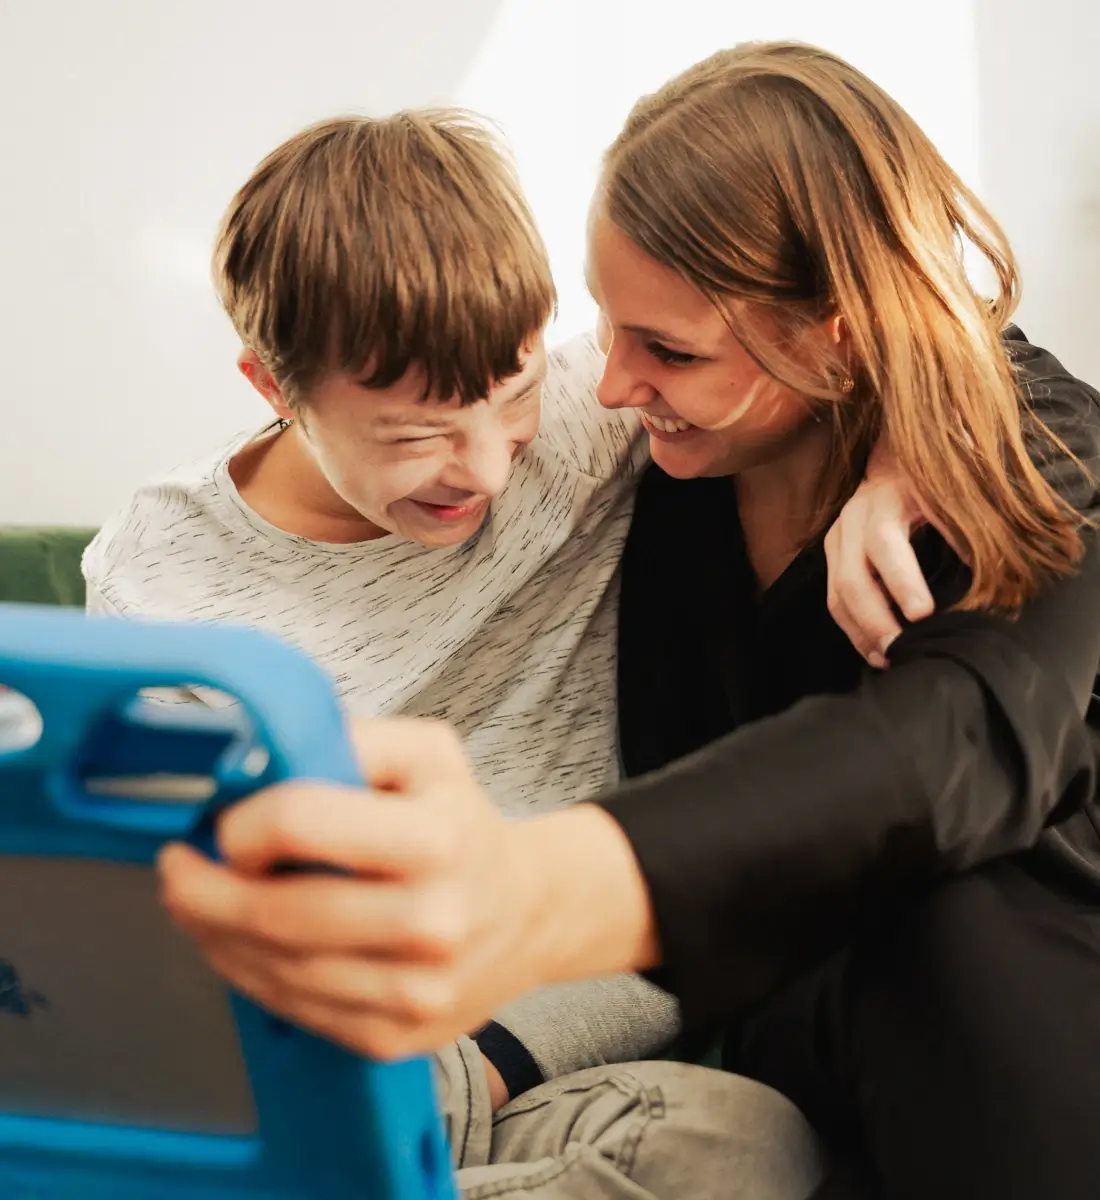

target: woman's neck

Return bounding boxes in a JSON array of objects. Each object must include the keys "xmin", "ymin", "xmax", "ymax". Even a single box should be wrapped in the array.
[{"xmin": 732, "ymin": 421, "xmax": 832, "ymax": 592}]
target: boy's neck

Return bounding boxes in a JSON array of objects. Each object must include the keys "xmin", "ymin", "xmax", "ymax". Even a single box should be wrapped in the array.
[{"xmin": 229, "ymin": 423, "xmax": 388, "ymax": 544}]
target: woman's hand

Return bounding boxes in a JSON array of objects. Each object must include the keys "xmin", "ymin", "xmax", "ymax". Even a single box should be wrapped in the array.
[
  {"xmin": 825, "ymin": 438, "xmax": 957, "ymax": 665},
  {"xmin": 158, "ymin": 718, "xmax": 655, "ymax": 1060}
]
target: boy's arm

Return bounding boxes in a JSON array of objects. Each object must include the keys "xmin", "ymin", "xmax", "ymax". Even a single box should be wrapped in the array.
[
  {"xmin": 474, "ymin": 974, "xmax": 682, "ymax": 1100},
  {"xmin": 84, "ymin": 578, "xmax": 123, "ymax": 615},
  {"xmin": 824, "ymin": 326, "xmax": 1100, "ymax": 659},
  {"xmin": 82, "ymin": 520, "xmax": 134, "ymax": 616}
]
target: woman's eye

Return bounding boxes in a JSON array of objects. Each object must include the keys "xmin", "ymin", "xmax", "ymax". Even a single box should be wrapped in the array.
[{"xmin": 647, "ymin": 342, "xmax": 697, "ymax": 367}]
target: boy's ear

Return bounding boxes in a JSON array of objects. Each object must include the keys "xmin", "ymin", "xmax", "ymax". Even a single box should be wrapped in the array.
[{"xmin": 237, "ymin": 350, "xmax": 293, "ymax": 420}]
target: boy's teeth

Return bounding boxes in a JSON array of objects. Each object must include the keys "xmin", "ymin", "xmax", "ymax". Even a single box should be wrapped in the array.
[{"xmin": 645, "ymin": 412, "xmax": 694, "ymax": 433}]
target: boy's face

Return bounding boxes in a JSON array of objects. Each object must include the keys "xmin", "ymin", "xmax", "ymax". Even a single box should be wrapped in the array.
[{"xmin": 244, "ymin": 340, "xmax": 547, "ymax": 548}]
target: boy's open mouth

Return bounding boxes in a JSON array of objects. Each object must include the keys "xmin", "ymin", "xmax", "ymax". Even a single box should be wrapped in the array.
[{"xmin": 410, "ymin": 497, "xmax": 488, "ymax": 524}]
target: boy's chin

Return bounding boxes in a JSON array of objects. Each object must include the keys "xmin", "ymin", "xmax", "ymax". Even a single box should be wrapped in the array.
[
  {"xmin": 396, "ymin": 507, "xmax": 488, "ymax": 549},
  {"xmin": 409, "ymin": 527, "xmax": 476, "ymax": 549}
]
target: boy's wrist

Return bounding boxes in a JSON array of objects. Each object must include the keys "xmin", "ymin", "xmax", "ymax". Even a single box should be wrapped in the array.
[
  {"xmin": 479, "ymin": 1051, "xmax": 511, "ymax": 1112},
  {"xmin": 472, "ymin": 1020, "xmax": 543, "ymax": 1104}
]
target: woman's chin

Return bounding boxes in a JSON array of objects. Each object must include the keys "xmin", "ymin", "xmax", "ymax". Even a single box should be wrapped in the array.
[{"xmin": 649, "ymin": 438, "xmax": 726, "ymax": 480}]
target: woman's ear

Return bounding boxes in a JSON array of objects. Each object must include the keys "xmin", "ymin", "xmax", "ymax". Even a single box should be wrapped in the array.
[{"xmin": 237, "ymin": 350, "xmax": 293, "ymax": 421}]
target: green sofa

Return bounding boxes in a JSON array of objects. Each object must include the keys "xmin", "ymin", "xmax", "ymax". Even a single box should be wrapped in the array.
[{"xmin": 0, "ymin": 527, "xmax": 97, "ymax": 607}]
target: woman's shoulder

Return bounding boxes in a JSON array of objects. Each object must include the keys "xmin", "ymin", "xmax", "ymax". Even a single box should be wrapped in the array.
[
  {"xmin": 1004, "ymin": 326, "xmax": 1100, "ymax": 517},
  {"xmin": 1004, "ymin": 324, "xmax": 1100, "ymax": 413}
]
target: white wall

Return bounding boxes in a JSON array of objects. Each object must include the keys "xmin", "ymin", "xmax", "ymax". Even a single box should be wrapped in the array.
[
  {"xmin": 457, "ymin": 0, "xmax": 982, "ymax": 342},
  {"xmin": 6, "ymin": 0, "xmax": 1086, "ymax": 527},
  {"xmin": 0, "ymin": 0, "xmax": 506, "ymax": 526},
  {"xmin": 975, "ymin": 0, "xmax": 1100, "ymax": 383}
]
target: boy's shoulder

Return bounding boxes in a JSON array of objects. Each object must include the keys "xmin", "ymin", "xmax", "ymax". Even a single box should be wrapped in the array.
[
  {"xmin": 535, "ymin": 333, "xmax": 645, "ymax": 480},
  {"xmin": 82, "ymin": 433, "xmax": 251, "ymax": 613}
]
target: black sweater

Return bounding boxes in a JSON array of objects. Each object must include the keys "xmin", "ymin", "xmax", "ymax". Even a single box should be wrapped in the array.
[{"xmin": 601, "ymin": 329, "xmax": 1100, "ymax": 1031}]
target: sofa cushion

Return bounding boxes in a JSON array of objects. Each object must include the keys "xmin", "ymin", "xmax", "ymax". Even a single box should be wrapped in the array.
[{"xmin": 0, "ymin": 527, "xmax": 97, "ymax": 607}]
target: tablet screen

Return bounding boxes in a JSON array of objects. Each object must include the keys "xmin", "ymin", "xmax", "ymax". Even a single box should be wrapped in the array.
[{"xmin": 0, "ymin": 856, "xmax": 256, "ymax": 1136}]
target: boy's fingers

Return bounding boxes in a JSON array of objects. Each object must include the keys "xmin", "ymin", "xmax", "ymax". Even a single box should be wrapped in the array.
[
  {"xmin": 830, "ymin": 566, "xmax": 903, "ymax": 664},
  {"xmin": 827, "ymin": 526, "xmax": 900, "ymax": 664},
  {"xmin": 865, "ymin": 523, "xmax": 935, "ymax": 624}
]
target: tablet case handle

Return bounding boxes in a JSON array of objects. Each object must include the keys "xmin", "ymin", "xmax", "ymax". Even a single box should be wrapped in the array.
[{"xmin": 0, "ymin": 606, "xmax": 454, "ymax": 1199}]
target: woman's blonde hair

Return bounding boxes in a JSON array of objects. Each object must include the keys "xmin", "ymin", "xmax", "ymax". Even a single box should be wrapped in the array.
[{"xmin": 601, "ymin": 41, "xmax": 1082, "ymax": 610}]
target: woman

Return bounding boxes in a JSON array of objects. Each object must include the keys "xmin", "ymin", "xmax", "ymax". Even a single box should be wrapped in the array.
[
  {"xmin": 160, "ymin": 43, "xmax": 1100, "ymax": 1199},
  {"xmin": 591, "ymin": 42, "xmax": 1100, "ymax": 1199}
]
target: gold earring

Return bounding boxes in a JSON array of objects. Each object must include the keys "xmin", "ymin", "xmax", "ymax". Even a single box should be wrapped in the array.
[{"xmin": 839, "ymin": 374, "xmax": 855, "ymax": 394}]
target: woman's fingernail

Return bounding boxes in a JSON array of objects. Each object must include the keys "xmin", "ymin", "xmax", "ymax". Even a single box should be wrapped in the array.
[
  {"xmin": 868, "ymin": 651, "xmax": 886, "ymax": 670},
  {"xmin": 878, "ymin": 634, "xmax": 897, "ymax": 658}
]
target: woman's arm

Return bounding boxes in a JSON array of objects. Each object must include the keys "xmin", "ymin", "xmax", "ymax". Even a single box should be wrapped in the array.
[
  {"xmin": 157, "ymin": 528, "xmax": 1100, "ymax": 1059},
  {"xmin": 601, "ymin": 534, "xmax": 1100, "ymax": 1028},
  {"xmin": 156, "ymin": 527, "xmax": 1100, "ymax": 1056},
  {"xmin": 158, "ymin": 722, "xmax": 660, "ymax": 1061}
]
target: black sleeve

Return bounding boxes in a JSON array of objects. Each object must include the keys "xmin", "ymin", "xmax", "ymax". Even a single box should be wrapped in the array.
[{"xmin": 599, "ymin": 331, "xmax": 1100, "ymax": 1030}]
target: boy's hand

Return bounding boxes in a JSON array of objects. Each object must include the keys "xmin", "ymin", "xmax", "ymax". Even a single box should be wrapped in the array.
[{"xmin": 825, "ymin": 439, "xmax": 948, "ymax": 666}]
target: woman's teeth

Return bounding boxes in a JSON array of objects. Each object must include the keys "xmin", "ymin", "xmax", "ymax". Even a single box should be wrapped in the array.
[{"xmin": 643, "ymin": 412, "xmax": 694, "ymax": 434}]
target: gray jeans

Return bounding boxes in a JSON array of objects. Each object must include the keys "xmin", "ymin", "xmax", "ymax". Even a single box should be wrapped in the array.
[{"xmin": 435, "ymin": 1037, "xmax": 827, "ymax": 1199}]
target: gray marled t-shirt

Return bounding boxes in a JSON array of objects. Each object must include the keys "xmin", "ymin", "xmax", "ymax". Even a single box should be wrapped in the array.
[
  {"xmin": 83, "ymin": 335, "xmax": 682, "ymax": 1084},
  {"xmin": 83, "ymin": 335, "xmax": 640, "ymax": 816}
]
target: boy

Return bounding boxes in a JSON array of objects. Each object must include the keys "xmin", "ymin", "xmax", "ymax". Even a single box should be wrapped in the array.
[
  {"xmin": 86, "ymin": 112, "xmax": 637, "ymax": 817},
  {"xmin": 86, "ymin": 112, "xmax": 826, "ymax": 1197}
]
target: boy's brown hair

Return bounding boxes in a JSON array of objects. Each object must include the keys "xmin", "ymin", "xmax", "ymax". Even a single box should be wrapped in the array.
[{"xmin": 213, "ymin": 110, "xmax": 555, "ymax": 406}]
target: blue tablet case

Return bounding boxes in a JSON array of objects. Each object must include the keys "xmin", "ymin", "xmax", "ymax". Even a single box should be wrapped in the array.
[{"xmin": 0, "ymin": 604, "xmax": 455, "ymax": 1199}]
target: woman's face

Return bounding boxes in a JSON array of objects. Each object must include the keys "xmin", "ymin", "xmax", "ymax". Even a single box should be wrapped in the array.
[{"xmin": 587, "ymin": 216, "xmax": 817, "ymax": 480}]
